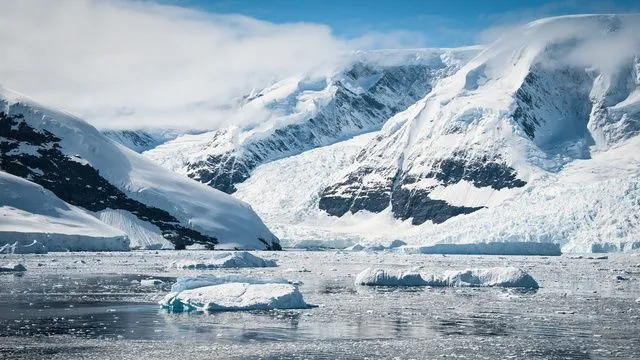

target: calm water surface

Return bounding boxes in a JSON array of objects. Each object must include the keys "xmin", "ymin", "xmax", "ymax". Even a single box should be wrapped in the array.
[{"xmin": 0, "ymin": 251, "xmax": 638, "ymax": 359}]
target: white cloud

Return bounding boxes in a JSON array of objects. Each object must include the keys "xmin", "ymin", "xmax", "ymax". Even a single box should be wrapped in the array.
[{"xmin": 0, "ymin": 0, "xmax": 355, "ymax": 130}]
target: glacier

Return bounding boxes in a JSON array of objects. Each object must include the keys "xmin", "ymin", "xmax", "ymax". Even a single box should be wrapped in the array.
[{"xmin": 144, "ymin": 47, "xmax": 480, "ymax": 193}]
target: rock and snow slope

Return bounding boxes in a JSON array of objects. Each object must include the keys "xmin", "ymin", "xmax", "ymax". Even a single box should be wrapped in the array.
[
  {"xmin": 0, "ymin": 171, "xmax": 129, "ymax": 252},
  {"xmin": 235, "ymin": 14, "xmax": 640, "ymax": 253},
  {"xmin": 0, "ymin": 86, "xmax": 279, "ymax": 250},
  {"xmin": 102, "ymin": 130, "xmax": 181, "ymax": 153},
  {"xmin": 144, "ymin": 48, "xmax": 480, "ymax": 193},
  {"xmin": 320, "ymin": 14, "xmax": 640, "ymax": 226}
]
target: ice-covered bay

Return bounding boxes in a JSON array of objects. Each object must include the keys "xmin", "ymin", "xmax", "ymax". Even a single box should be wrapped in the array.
[{"xmin": 0, "ymin": 250, "xmax": 638, "ymax": 359}]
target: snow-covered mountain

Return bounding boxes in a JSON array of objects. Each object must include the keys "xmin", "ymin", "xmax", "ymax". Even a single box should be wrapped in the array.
[
  {"xmin": 0, "ymin": 170, "xmax": 130, "ymax": 252},
  {"xmin": 234, "ymin": 14, "xmax": 640, "ymax": 253},
  {"xmin": 102, "ymin": 130, "xmax": 181, "ymax": 153},
  {"xmin": 319, "ymin": 14, "xmax": 640, "ymax": 224},
  {"xmin": 0, "ymin": 86, "xmax": 280, "ymax": 251},
  {"xmin": 144, "ymin": 48, "xmax": 481, "ymax": 193}
]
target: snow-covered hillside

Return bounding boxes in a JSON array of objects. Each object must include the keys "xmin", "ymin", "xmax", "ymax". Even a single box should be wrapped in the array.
[
  {"xmin": 235, "ymin": 14, "xmax": 640, "ymax": 253},
  {"xmin": 145, "ymin": 48, "xmax": 481, "ymax": 193},
  {"xmin": 0, "ymin": 171, "xmax": 130, "ymax": 251},
  {"xmin": 102, "ymin": 130, "xmax": 184, "ymax": 153},
  {"xmin": 319, "ymin": 14, "xmax": 640, "ymax": 224},
  {"xmin": 0, "ymin": 86, "xmax": 279, "ymax": 250}
]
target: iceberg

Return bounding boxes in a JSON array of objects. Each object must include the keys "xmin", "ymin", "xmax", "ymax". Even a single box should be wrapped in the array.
[
  {"xmin": 0, "ymin": 263, "xmax": 27, "ymax": 273},
  {"xmin": 160, "ymin": 282, "xmax": 310, "ymax": 312},
  {"xmin": 170, "ymin": 251, "xmax": 277, "ymax": 269},
  {"xmin": 355, "ymin": 266, "xmax": 539, "ymax": 289}
]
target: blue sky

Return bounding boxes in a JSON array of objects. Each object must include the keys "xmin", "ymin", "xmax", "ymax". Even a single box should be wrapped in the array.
[{"xmin": 157, "ymin": 0, "xmax": 640, "ymax": 47}]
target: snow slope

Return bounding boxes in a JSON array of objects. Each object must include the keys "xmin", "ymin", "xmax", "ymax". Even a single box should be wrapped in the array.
[
  {"xmin": 320, "ymin": 15, "xmax": 640, "ymax": 224},
  {"xmin": 236, "ymin": 14, "xmax": 640, "ymax": 253},
  {"xmin": 0, "ymin": 171, "xmax": 130, "ymax": 251},
  {"xmin": 0, "ymin": 86, "xmax": 279, "ymax": 250},
  {"xmin": 102, "ymin": 130, "xmax": 183, "ymax": 153},
  {"xmin": 144, "ymin": 47, "xmax": 481, "ymax": 193}
]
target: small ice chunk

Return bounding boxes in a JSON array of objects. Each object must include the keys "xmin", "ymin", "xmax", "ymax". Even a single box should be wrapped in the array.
[
  {"xmin": 171, "ymin": 251, "xmax": 277, "ymax": 269},
  {"xmin": 346, "ymin": 243, "xmax": 385, "ymax": 252},
  {"xmin": 0, "ymin": 263, "xmax": 27, "ymax": 272},
  {"xmin": 140, "ymin": 279, "xmax": 164, "ymax": 287},
  {"xmin": 635, "ymin": 297, "xmax": 640, "ymax": 303},
  {"xmin": 346, "ymin": 244, "xmax": 365, "ymax": 251},
  {"xmin": 160, "ymin": 283, "xmax": 311, "ymax": 312},
  {"xmin": 388, "ymin": 240, "xmax": 407, "ymax": 249},
  {"xmin": 355, "ymin": 267, "xmax": 539, "ymax": 289}
]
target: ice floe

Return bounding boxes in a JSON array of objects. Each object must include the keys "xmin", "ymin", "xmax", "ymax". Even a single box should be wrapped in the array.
[
  {"xmin": 140, "ymin": 279, "xmax": 164, "ymax": 287},
  {"xmin": 170, "ymin": 251, "xmax": 277, "ymax": 269},
  {"xmin": 161, "ymin": 275, "xmax": 310, "ymax": 312},
  {"xmin": 355, "ymin": 266, "xmax": 539, "ymax": 289}
]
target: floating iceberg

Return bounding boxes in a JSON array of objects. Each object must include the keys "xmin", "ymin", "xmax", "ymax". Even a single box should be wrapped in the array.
[
  {"xmin": 354, "ymin": 268, "xmax": 427, "ymax": 286},
  {"xmin": 161, "ymin": 282, "xmax": 310, "ymax": 312},
  {"xmin": 140, "ymin": 279, "xmax": 164, "ymax": 287},
  {"xmin": 0, "ymin": 263, "xmax": 27, "ymax": 273},
  {"xmin": 170, "ymin": 251, "xmax": 277, "ymax": 269},
  {"xmin": 161, "ymin": 274, "xmax": 311, "ymax": 312},
  {"xmin": 355, "ymin": 266, "xmax": 539, "ymax": 289}
]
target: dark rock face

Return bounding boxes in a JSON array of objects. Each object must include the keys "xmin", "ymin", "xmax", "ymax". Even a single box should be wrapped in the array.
[
  {"xmin": 390, "ymin": 187, "xmax": 482, "ymax": 225},
  {"xmin": 0, "ymin": 112, "xmax": 217, "ymax": 249},
  {"xmin": 512, "ymin": 64, "xmax": 594, "ymax": 152},
  {"xmin": 319, "ymin": 154, "xmax": 526, "ymax": 225},
  {"xmin": 189, "ymin": 153, "xmax": 257, "ymax": 194},
  {"xmin": 423, "ymin": 154, "xmax": 526, "ymax": 190}
]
